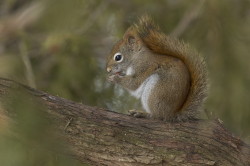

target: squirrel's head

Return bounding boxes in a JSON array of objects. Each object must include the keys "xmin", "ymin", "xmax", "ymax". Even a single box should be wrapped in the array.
[{"xmin": 106, "ymin": 27, "xmax": 143, "ymax": 77}]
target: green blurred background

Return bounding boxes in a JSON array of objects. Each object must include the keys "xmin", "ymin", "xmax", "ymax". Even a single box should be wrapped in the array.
[{"xmin": 0, "ymin": 0, "xmax": 249, "ymax": 165}]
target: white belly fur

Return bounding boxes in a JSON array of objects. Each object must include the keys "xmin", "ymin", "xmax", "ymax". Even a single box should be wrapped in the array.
[{"xmin": 129, "ymin": 74, "xmax": 159, "ymax": 113}]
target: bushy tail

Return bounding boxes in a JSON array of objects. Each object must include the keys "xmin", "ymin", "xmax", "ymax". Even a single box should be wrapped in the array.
[{"xmin": 134, "ymin": 16, "xmax": 208, "ymax": 120}]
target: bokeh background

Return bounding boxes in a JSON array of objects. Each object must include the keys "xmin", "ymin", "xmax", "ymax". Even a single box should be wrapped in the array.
[{"xmin": 0, "ymin": 0, "xmax": 249, "ymax": 165}]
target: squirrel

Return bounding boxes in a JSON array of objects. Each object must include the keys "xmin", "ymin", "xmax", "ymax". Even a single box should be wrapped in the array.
[{"xmin": 106, "ymin": 16, "xmax": 208, "ymax": 122}]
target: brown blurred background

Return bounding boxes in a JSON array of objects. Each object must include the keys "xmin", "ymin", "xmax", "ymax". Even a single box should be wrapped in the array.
[{"xmin": 0, "ymin": 0, "xmax": 249, "ymax": 164}]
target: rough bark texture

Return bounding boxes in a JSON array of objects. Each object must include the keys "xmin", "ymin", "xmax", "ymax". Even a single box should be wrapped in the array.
[{"xmin": 0, "ymin": 78, "xmax": 249, "ymax": 166}]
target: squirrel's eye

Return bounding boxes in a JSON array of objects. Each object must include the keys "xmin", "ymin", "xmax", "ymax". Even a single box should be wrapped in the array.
[{"xmin": 114, "ymin": 52, "xmax": 123, "ymax": 62}]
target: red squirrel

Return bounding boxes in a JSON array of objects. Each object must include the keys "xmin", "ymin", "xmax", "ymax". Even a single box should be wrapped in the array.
[{"xmin": 106, "ymin": 16, "xmax": 208, "ymax": 121}]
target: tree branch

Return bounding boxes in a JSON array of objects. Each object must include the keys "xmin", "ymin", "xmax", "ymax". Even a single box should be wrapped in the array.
[{"xmin": 0, "ymin": 77, "xmax": 249, "ymax": 166}]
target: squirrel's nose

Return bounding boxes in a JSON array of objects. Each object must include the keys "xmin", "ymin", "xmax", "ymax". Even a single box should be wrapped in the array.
[{"xmin": 107, "ymin": 67, "xmax": 111, "ymax": 73}]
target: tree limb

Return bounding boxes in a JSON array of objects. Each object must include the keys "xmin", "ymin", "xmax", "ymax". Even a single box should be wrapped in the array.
[{"xmin": 0, "ymin": 78, "xmax": 249, "ymax": 166}]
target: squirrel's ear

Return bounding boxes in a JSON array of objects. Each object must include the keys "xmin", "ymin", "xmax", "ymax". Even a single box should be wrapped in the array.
[
  {"xmin": 127, "ymin": 35, "xmax": 136, "ymax": 45},
  {"xmin": 124, "ymin": 27, "xmax": 142, "ymax": 51}
]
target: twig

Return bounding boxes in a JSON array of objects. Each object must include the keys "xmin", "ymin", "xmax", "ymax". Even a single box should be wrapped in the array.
[
  {"xmin": 19, "ymin": 41, "xmax": 36, "ymax": 88},
  {"xmin": 64, "ymin": 117, "xmax": 73, "ymax": 131},
  {"xmin": 170, "ymin": 0, "xmax": 205, "ymax": 37},
  {"xmin": 0, "ymin": 2, "xmax": 44, "ymax": 39},
  {"xmin": 75, "ymin": 1, "xmax": 109, "ymax": 34}
]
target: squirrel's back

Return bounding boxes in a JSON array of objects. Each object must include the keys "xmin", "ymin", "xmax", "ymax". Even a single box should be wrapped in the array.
[{"xmin": 134, "ymin": 16, "xmax": 208, "ymax": 120}]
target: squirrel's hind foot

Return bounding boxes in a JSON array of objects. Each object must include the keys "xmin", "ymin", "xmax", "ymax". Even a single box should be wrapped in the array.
[{"xmin": 128, "ymin": 109, "xmax": 150, "ymax": 118}]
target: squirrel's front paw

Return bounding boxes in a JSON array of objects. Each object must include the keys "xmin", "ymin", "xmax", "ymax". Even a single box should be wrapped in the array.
[
  {"xmin": 128, "ymin": 109, "xmax": 149, "ymax": 118},
  {"xmin": 107, "ymin": 75, "xmax": 119, "ymax": 83},
  {"xmin": 108, "ymin": 74, "xmax": 123, "ymax": 83},
  {"xmin": 107, "ymin": 75, "xmax": 116, "ymax": 82}
]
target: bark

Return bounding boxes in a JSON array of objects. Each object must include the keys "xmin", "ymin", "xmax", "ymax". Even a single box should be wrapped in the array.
[{"xmin": 0, "ymin": 77, "xmax": 249, "ymax": 166}]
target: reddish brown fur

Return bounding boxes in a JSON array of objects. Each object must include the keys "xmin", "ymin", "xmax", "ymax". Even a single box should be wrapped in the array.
[
  {"xmin": 134, "ymin": 16, "xmax": 208, "ymax": 120},
  {"xmin": 106, "ymin": 16, "xmax": 208, "ymax": 121}
]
